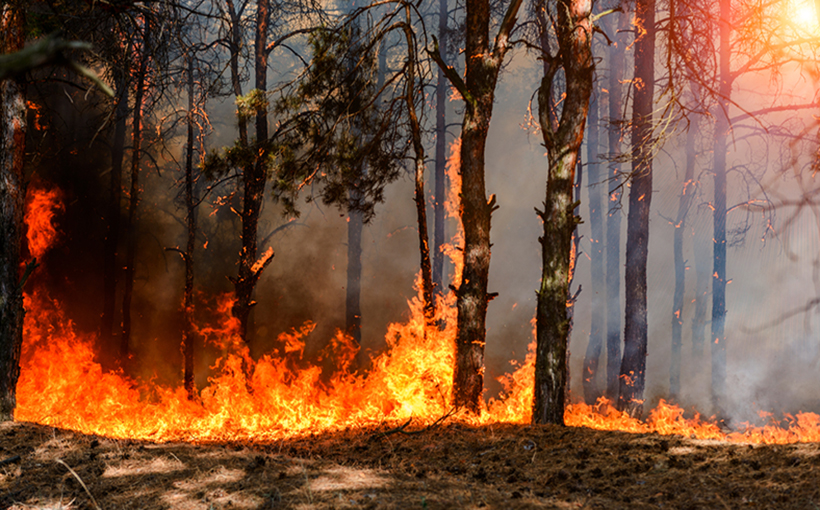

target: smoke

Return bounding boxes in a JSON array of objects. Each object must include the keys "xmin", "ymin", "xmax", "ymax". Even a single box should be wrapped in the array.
[{"xmin": 22, "ymin": 15, "xmax": 820, "ymax": 429}]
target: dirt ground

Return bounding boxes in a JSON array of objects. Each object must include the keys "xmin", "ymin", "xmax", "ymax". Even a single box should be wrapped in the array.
[{"xmin": 1, "ymin": 419, "xmax": 820, "ymax": 509}]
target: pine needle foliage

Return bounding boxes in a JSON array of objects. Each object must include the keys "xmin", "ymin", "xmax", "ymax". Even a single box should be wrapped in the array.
[{"xmin": 272, "ymin": 23, "xmax": 409, "ymax": 222}]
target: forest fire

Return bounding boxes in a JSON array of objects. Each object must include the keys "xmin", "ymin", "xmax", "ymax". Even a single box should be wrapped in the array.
[
  {"xmin": 12, "ymin": 186, "xmax": 820, "ymax": 446},
  {"xmin": 5, "ymin": 0, "xmax": 820, "ymax": 506},
  {"xmin": 24, "ymin": 187, "xmax": 63, "ymax": 260}
]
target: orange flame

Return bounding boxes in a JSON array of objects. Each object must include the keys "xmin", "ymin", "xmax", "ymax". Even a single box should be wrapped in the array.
[
  {"xmin": 14, "ymin": 183, "xmax": 820, "ymax": 445},
  {"xmin": 25, "ymin": 187, "xmax": 63, "ymax": 260},
  {"xmin": 16, "ymin": 285, "xmax": 462, "ymax": 441},
  {"xmin": 440, "ymin": 137, "xmax": 464, "ymax": 287}
]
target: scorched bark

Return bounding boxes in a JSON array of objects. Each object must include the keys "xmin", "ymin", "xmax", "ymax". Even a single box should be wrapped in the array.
[
  {"xmin": 0, "ymin": 0, "xmax": 25, "ymax": 421},
  {"xmin": 618, "ymin": 0, "xmax": 655, "ymax": 416},
  {"xmin": 533, "ymin": 0, "xmax": 594, "ymax": 425},
  {"xmin": 431, "ymin": 0, "xmax": 523, "ymax": 413}
]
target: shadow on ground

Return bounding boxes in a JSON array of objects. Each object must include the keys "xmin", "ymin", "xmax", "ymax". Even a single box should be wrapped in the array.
[{"xmin": 2, "ymin": 419, "xmax": 820, "ymax": 509}]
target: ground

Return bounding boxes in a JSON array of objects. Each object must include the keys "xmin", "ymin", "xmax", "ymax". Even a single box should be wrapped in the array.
[{"xmin": 1, "ymin": 419, "xmax": 819, "ymax": 509}]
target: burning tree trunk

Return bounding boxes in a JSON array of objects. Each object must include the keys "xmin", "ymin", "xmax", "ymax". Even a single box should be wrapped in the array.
[
  {"xmin": 669, "ymin": 86, "xmax": 699, "ymax": 399},
  {"xmin": 0, "ymin": 0, "xmax": 25, "ymax": 422},
  {"xmin": 618, "ymin": 0, "xmax": 655, "ymax": 416},
  {"xmin": 432, "ymin": 0, "xmax": 449, "ymax": 297},
  {"xmin": 430, "ymin": 0, "xmax": 523, "ymax": 414},
  {"xmin": 532, "ymin": 0, "xmax": 594, "ymax": 426},
  {"xmin": 582, "ymin": 83, "xmax": 605, "ymax": 404},
  {"xmin": 710, "ymin": 0, "xmax": 731, "ymax": 413},
  {"xmin": 121, "ymin": 22, "xmax": 151, "ymax": 361},
  {"xmin": 101, "ymin": 62, "xmax": 129, "ymax": 354},
  {"xmin": 231, "ymin": 0, "xmax": 274, "ymax": 345},
  {"xmin": 605, "ymin": 3, "xmax": 627, "ymax": 402}
]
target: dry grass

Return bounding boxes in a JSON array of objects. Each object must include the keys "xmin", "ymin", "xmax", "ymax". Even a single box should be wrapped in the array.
[{"xmin": 1, "ymin": 420, "xmax": 820, "ymax": 509}]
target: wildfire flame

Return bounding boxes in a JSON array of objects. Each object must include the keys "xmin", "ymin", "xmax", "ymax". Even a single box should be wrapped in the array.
[
  {"xmin": 25, "ymin": 187, "xmax": 63, "ymax": 260},
  {"xmin": 13, "ymin": 183, "xmax": 820, "ymax": 445}
]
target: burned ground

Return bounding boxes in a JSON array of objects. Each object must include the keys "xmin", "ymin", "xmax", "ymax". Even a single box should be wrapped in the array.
[{"xmin": 1, "ymin": 419, "xmax": 819, "ymax": 509}]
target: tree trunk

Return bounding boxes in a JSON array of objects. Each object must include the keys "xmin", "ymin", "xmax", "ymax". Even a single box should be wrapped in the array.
[
  {"xmin": 232, "ymin": 0, "xmax": 274, "ymax": 345},
  {"xmin": 618, "ymin": 0, "xmax": 655, "ymax": 417},
  {"xmin": 227, "ymin": 0, "xmax": 249, "ymax": 149},
  {"xmin": 182, "ymin": 54, "xmax": 197, "ymax": 398},
  {"xmin": 605, "ymin": 4, "xmax": 627, "ymax": 402},
  {"xmin": 345, "ymin": 7, "xmax": 368, "ymax": 363},
  {"xmin": 224, "ymin": 0, "xmax": 252, "ymax": 344},
  {"xmin": 454, "ymin": 100, "xmax": 493, "ymax": 413},
  {"xmin": 692, "ymin": 210, "xmax": 710, "ymax": 368},
  {"xmin": 346, "ymin": 209, "xmax": 363, "ymax": 346},
  {"xmin": 403, "ymin": 12, "xmax": 435, "ymax": 330},
  {"xmin": 583, "ymin": 85, "xmax": 604, "ymax": 404},
  {"xmin": 669, "ymin": 86, "xmax": 699, "ymax": 399},
  {"xmin": 121, "ymin": 24, "xmax": 150, "ymax": 362},
  {"xmin": 432, "ymin": 0, "xmax": 448, "ymax": 297},
  {"xmin": 449, "ymin": 0, "xmax": 523, "ymax": 413},
  {"xmin": 0, "ymin": 1, "xmax": 25, "ymax": 422},
  {"xmin": 101, "ymin": 66, "xmax": 129, "ymax": 356},
  {"xmin": 532, "ymin": 0, "xmax": 593, "ymax": 425},
  {"xmin": 711, "ymin": 0, "xmax": 732, "ymax": 413}
]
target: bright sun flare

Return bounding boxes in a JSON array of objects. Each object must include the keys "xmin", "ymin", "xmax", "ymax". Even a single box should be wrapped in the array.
[{"xmin": 791, "ymin": 0, "xmax": 820, "ymax": 33}]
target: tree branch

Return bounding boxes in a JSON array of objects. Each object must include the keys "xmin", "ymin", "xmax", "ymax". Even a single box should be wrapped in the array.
[
  {"xmin": 492, "ymin": 0, "xmax": 524, "ymax": 62},
  {"xmin": 426, "ymin": 35, "xmax": 473, "ymax": 109},
  {"xmin": 730, "ymin": 103, "xmax": 818, "ymax": 124}
]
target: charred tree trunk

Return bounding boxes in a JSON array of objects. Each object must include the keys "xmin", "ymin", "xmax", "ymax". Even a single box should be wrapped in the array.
[
  {"xmin": 101, "ymin": 64, "xmax": 129, "ymax": 355},
  {"xmin": 182, "ymin": 54, "xmax": 197, "ymax": 398},
  {"xmin": 0, "ymin": 1, "xmax": 25, "ymax": 422},
  {"xmin": 605, "ymin": 4, "xmax": 627, "ymax": 402},
  {"xmin": 583, "ymin": 85, "xmax": 604, "ymax": 404},
  {"xmin": 431, "ymin": 0, "xmax": 523, "ymax": 413},
  {"xmin": 432, "ymin": 0, "xmax": 448, "ymax": 296},
  {"xmin": 121, "ymin": 25, "xmax": 150, "ymax": 362},
  {"xmin": 711, "ymin": 0, "xmax": 732, "ymax": 412},
  {"xmin": 533, "ymin": 0, "xmax": 594, "ymax": 426},
  {"xmin": 669, "ymin": 87, "xmax": 699, "ymax": 399},
  {"xmin": 453, "ymin": 94, "xmax": 493, "ymax": 413},
  {"xmin": 232, "ymin": 0, "xmax": 274, "ymax": 345},
  {"xmin": 618, "ymin": 0, "xmax": 655, "ymax": 416}
]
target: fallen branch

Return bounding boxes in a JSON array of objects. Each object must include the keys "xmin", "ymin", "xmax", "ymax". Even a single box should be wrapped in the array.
[
  {"xmin": 379, "ymin": 418, "xmax": 414, "ymax": 437},
  {"xmin": 0, "ymin": 455, "xmax": 20, "ymax": 467},
  {"xmin": 378, "ymin": 408, "xmax": 458, "ymax": 438}
]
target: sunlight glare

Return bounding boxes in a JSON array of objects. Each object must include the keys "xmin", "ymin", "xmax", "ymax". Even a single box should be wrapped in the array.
[{"xmin": 790, "ymin": 0, "xmax": 820, "ymax": 33}]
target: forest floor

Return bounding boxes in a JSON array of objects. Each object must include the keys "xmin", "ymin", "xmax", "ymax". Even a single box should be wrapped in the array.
[{"xmin": 1, "ymin": 419, "xmax": 819, "ymax": 509}]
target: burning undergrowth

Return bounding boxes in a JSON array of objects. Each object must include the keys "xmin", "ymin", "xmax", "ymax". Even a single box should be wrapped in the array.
[{"xmin": 13, "ymin": 185, "xmax": 820, "ymax": 446}]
